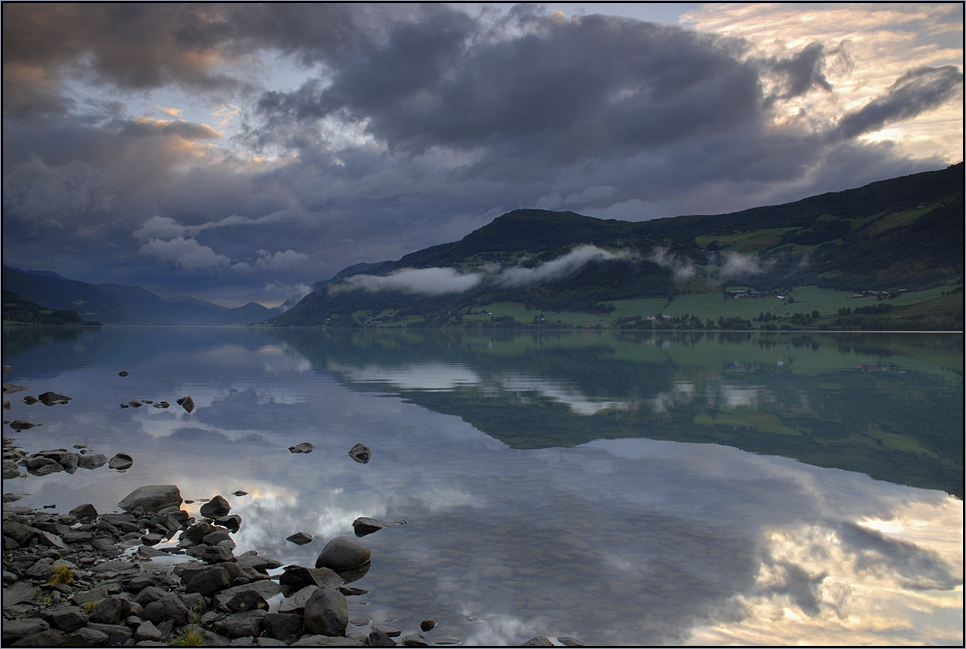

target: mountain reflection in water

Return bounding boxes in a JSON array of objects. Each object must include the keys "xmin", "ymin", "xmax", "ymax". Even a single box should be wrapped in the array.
[{"xmin": 2, "ymin": 326, "xmax": 962, "ymax": 645}]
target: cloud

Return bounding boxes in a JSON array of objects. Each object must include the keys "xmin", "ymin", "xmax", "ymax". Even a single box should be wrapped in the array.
[
  {"xmin": 712, "ymin": 252, "xmax": 771, "ymax": 281},
  {"xmin": 330, "ymin": 266, "xmax": 482, "ymax": 296},
  {"xmin": 832, "ymin": 66, "xmax": 964, "ymax": 142},
  {"xmin": 328, "ymin": 245, "xmax": 632, "ymax": 296},
  {"xmin": 647, "ymin": 246, "xmax": 696, "ymax": 280},
  {"xmin": 138, "ymin": 236, "xmax": 231, "ymax": 270},
  {"xmin": 496, "ymin": 245, "xmax": 630, "ymax": 287},
  {"xmin": 2, "ymin": 158, "xmax": 118, "ymax": 229}
]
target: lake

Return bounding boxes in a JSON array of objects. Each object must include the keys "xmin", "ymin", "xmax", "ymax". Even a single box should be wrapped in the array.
[{"xmin": 2, "ymin": 326, "xmax": 963, "ymax": 645}]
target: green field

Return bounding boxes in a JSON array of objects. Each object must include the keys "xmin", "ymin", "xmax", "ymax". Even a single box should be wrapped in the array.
[{"xmin": 461, "ymin": 285, "xmax": 961, "ymax": 330}]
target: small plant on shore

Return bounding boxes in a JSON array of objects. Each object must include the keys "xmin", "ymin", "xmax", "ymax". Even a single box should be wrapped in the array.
[
  {"xmin": 81, "ymin": 599, "xmax": 100, "ymax": 614},
  {"xmin": 45, "ymin": 565, "xmax": 74, "ymax": 585},
  {"xmin": 175, "ymin": 624, "xmax": 205, "ymax": 647}
]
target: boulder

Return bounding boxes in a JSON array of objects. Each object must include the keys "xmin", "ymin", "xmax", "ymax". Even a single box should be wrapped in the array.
[
  {"xmin": 9, "ymin": 629, "xmax": 68, "ymax": 647},
  {"xmin": 217, "ymin": 609, "xmax": 268, "ymax": 638},
  {"xmin": 226, "ymin": 589, "xmax": 269, "ymax": 612},
  {"xmin": 143, "ymin": 593, "xmax": 189, "ymax": 626},
  {"xmin": 520, "ymin": 637, "xmax": 554, "ymax": 647},
  {"xmin": 289, "ymin": 442, "xmax": 314, "ymax": 453},
  {"xmin": 134, "ymin": 620, "xmax": 163, "ymax": 642},
  {"xmin": 108, "ymin": 453, "xmax": 133, "ymax": 470},
  {"xmin": 199, "ymin": 495, "xmax": 231, "ymax": 518},
  {"xmin": 347, "ymin": 443, "xmax": 371, "ymax": 464},
  {"xmin": 43, "ymin": 604, "xmax": 88, "ymax": 632},
  {"xmin": 185, "ymin": 566, "xmax": 232, "ymax": 596},
  {"xmin": 264, "ymin": 613, "xmax": 302, "ymax": 641},
  {"xmin": 2, "ymin": 619, "xmax": 49, "ymax": 644},
  {"xmin": 118, "ymin": 485, "xmax": 183, "ymax": 513},
  {"xmin": 315, "ymin": 536, "xmax": 370, "ymax": 571},
  {"xmin": 303, "ymin": 587, "xmax": 348, "ymax": 637},
  {"xmin": 369, "ymin": 630, "xmax": 397, "ymax": 647},
  {"xmin": 89, "ymin": 597, "xmax": 125, "ymax": 625},
  {"xmin": 277, "ymin": 585, "xmax": 319, "ymax": 614}
]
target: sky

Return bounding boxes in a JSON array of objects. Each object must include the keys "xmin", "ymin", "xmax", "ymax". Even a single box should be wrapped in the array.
[{"xmin": 2, "ymin": 3, "xmax": 963, "ymax": 307}]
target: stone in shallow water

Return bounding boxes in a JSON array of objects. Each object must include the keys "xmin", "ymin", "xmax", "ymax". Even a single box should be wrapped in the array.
[
  {"xmin": 109, "ymin": 453, "xmax": 134, "ymax": 470},
  {"xmin": 177, "ymin": 396, "xmax": 195, "ymax": 413},
  {"xmin": 200, "ymin": 495, "xmax": 231, "ymax": 518},
  {"xmin": 118, "ymin": 485, "xmax": 181, "ymax": 513},
  {"xmin": 286, "ymin": 531, "xmax": 314, "ymax": 545},
  {"xmin": 347, "ymin": 443, "xmax": 371, "ymax": 463},
  {"xmin": 289, "ymin": 442, "xmax": 314, "ymax": 453},
  {"xmin": 315, "ymin": 536, "xmax": 370, "ymax": 571},
  {"xmin": 352, "ymin": 517, "xmax": 407, "ymax": 537}
]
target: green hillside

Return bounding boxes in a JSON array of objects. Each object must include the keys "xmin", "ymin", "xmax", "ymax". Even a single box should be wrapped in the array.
[
  {"xmin": 2, "ymin": 289, "xmax": 101, "ymax": 326},
  {"xmin": 270, "ymin": 163, "xmax": 964, "ymax": 329}
]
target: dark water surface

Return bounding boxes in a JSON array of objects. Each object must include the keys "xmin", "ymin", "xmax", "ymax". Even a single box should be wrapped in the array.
[{"xmin": 3, "ymin": 326, "xmax": 962, "ymax": 645}]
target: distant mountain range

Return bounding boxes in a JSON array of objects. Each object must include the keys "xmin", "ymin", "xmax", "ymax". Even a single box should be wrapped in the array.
[
  {"xmin": 271, "ymin": 162, "xmax": 963, "ymax": 327},
  {"xmin": 2, "ymin": 266, "xmax": 282, "ymax": 326}
]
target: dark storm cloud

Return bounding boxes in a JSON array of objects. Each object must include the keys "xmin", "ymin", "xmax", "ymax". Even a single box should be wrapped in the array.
[
  {"xmin": 833, "ymin": 65, "xmax": 964, "ymax": 142},
  {"xmin": 2, "ymin": 4, "xmax": 960, "ymax": 305}
]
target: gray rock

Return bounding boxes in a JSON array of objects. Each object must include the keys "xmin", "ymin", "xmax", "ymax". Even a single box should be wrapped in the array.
[
  {"xmin": 279, "ymin": 565, "xmax": 342, "ymax": 591},
  {"xmin": 432, "ymin": 636, "xmax": 462, "ymax": 646},
  {"xmin": 177, "ymin": 396, "xmax": 195, "ymax": 413},
  {"xmin": 2, "ymin": 581, "xmax": 40, "ymax": 607},
  {"xmin": 399, "ymin": 633, "xmax": 430, "ymax": 647},
  {"xmin": 557, "ymin": 637, "xmax": 584, "ymax": 647},
  {"xmin": 2, "ymin": 383, "xmax": 28, "ymax": 394},
  {"xmin": 118, "ymin": 485, "xmax": 182, "ymax": 513},
  {"xmin": 135, "ymin": 620, "xmax": 164, "ymax": 642},
  {"xmin": 419, "ymin": 620, "xmax": 436, "ymax": 632},
  {"xmin": 256, "ymin": 637, "xmax": 289, "ymax": 647},
  {"xmin": 235, "ymin": 553, "xmax": 282, "ymax": 574},
  {"xmin": 2, "ymin": 521, "xmax": 36, "ymax": 546},
  {"xmin": 200, "ymin": 495, "xmax": 231, "ymax": 518},
  {"xmin": 38, "ymin": 391, "xmax": 71, "ymax": 406},
  {"xmin": 369, "ymin": 630, "xmax": 397, "ymax": 647},
  {"xmin": 77, "ymin": 453, "xmax": 107, "ymax": 470},
  {"xmin": 287, "ymin": 531, "xmax": 314, "ymax": 545},
  {"xmin": 26, "ymin": 456, "xmax": 63, "ymax": 475},
  {"xmin": 202, "ymin": 529, "xmax": 234, "ymax": 546},
  {"xmin": 143, "ymin": 593, "xmax": 189, "ymax": 626},
  {"xmin": 43, "ymin": 604, "xmax": 89, "ymax": 632},
  {"xmin": 85, "ymin": 622, "xmax": 133, "ymax": 646},
  {"xmin": 372, "ymin": 624, "xmax": 401, "ymax": 637},
  {"xmin": 58, "ymin": 452, "xmax": 79, "ymax": 473},
  {"xmin": 203, "ymin": 545, "xmax": 235, "ymax": 563},
  {"xmin": 520, "ymin": 637, "xmax": 554, "ymax": 647},
  {"xmin": 2, "ymin": 492, "xmax": 30, "ymax": 503},
  {"xmin": 315, "ymin": 536, "xmax": 370, "ymax": 571},
  {"xmin": 89, "ymin": 596, "xmax": 125, "ymax": 624},
  {"xmin": 303, "ymin": 587, "xmax": 349, "ymax": 637},
  {"xmin": 2, "ymin": 618, "xmax": 49, "ymax": 644},
  {"xmin": 68, "ymin": 503, "xmax": 97, "ymax": 519},
  {"xmin": 216, "ymin": 514, "xmax": 242, "ymax": 533},
  {"xmin": 227, "ymin": 589, "xmax": 269, "ymax": 612},
  {"xmin": 217, "ymin": 609, "xmax": 268, "ymax": 638},
  {"xmin": 214, "ymin": 579, "xmax": 280, "ymax": 611},
  {"xmin": 9, "ymin": 629, "xmax": 67, "ymax": 647},
  {"xmin": 264, "ymin": 613, "xmax": 302, "ymax": 641},
  {"xmin": 288, "ymin": 442, "xmax": 314, "ymax": 453},
  {"xmin": 277, "ymin": 585, "xmax": 319, "ymax": 614},
  {"xmin": 9, "ymin": 420, "xmax": 40, "ymax": 432},
  {"xmin": 133, "ymin": 585, "xmax": 170, "ymax": 607},
  {"xmin": 347, "ymin": 443, "xmax": 371, "ymax": 463},
  {"xmin": 129, "ymin": 399, "xmax": 143, "ymax": 408},
  {"xmin": 183, "ymin": 521, "xmax": 215, "ymax": 544},
  {"xmin": 119, "ymin": 371, "xmax": 129, "ymax": 377},
  {"xmin": 186, "ymin": 566, "xmax": 232, "ymax": 596},
  {"xmin": 108, "ymin": 453, "xmax": 134, "ymax": 470},
  {"xmin": 68, "ymin": 627, "xmax": 111, "ymax": 646},
  {"xmin": 352, "ymin": 517, "xmax": 407, "ymax": 537}
]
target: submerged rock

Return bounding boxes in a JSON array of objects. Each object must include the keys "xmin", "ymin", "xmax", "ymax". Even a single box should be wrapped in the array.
[
  {"xmin": 177, "ymin": 396, "xmax": 195, "ymax": 413},
  {"xmin": 348, "ymin": 443, "xmax": 371, "ymax": 464},
  {"xmin": 289, "ymin": 442, "xmax": 314, "ymax": 454},
  {"xmin": 352, "ymin": 517, "xmax": 407, "ymax": 537},
  {"xmin": 118, "ymin": 371, "xmax": 129, "ymax": 377}
]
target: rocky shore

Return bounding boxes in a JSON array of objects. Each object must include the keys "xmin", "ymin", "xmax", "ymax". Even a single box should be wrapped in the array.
[{"xmin": 2, "ymin": 371, "xmax": 583, "ymax": 647}]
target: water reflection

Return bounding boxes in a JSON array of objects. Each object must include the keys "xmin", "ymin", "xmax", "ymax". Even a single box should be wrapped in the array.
[{"xmin": 1, "ymin": 327, "xmax": 962, "ymax": 645}]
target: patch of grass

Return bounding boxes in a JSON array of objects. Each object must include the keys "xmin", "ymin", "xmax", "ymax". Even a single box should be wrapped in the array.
[
  {"xmin": 45, "ymin": 565, "xmax": 74, "ymax": 585},
  {"xmin": 175, "ymin": 624, "xmax": 206, "ymax": 647},
  {"xmin": 81, "ymin": 599, "xmax": 101, "ymax": 614}
]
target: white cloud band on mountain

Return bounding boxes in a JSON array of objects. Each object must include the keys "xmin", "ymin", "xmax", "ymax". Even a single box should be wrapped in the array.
[{"xmin": 328, "ymin": 245, "xmax": 629, "ymax": 296}]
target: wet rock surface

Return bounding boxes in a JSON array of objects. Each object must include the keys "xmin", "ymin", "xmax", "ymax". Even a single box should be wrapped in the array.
[{"xmin": 348, "ymin": 443, "xmax": 371, "ymax": 464}]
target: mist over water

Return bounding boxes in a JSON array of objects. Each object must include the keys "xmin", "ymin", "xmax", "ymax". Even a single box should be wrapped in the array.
[{"xmin": 2, "ymin": 326, "xmax": 961, "ymax": 645}]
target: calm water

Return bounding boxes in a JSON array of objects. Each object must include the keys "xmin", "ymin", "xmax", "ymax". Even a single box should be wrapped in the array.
[{"xmin": 2, "ymin": 326, "xmax": 963, "ymax": 645}]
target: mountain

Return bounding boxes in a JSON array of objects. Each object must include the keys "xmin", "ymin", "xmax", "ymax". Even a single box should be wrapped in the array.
[
  {"xmin": 2, "ymin": 289, "xmax": 101, "ymax": 326},
  {"xmin": 270, "ymin": 163, "xmax": 964, "ymax": 327},
  {"xmin": 2, "ymin": 267, "xmax": 282, "ymax": 325}
]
